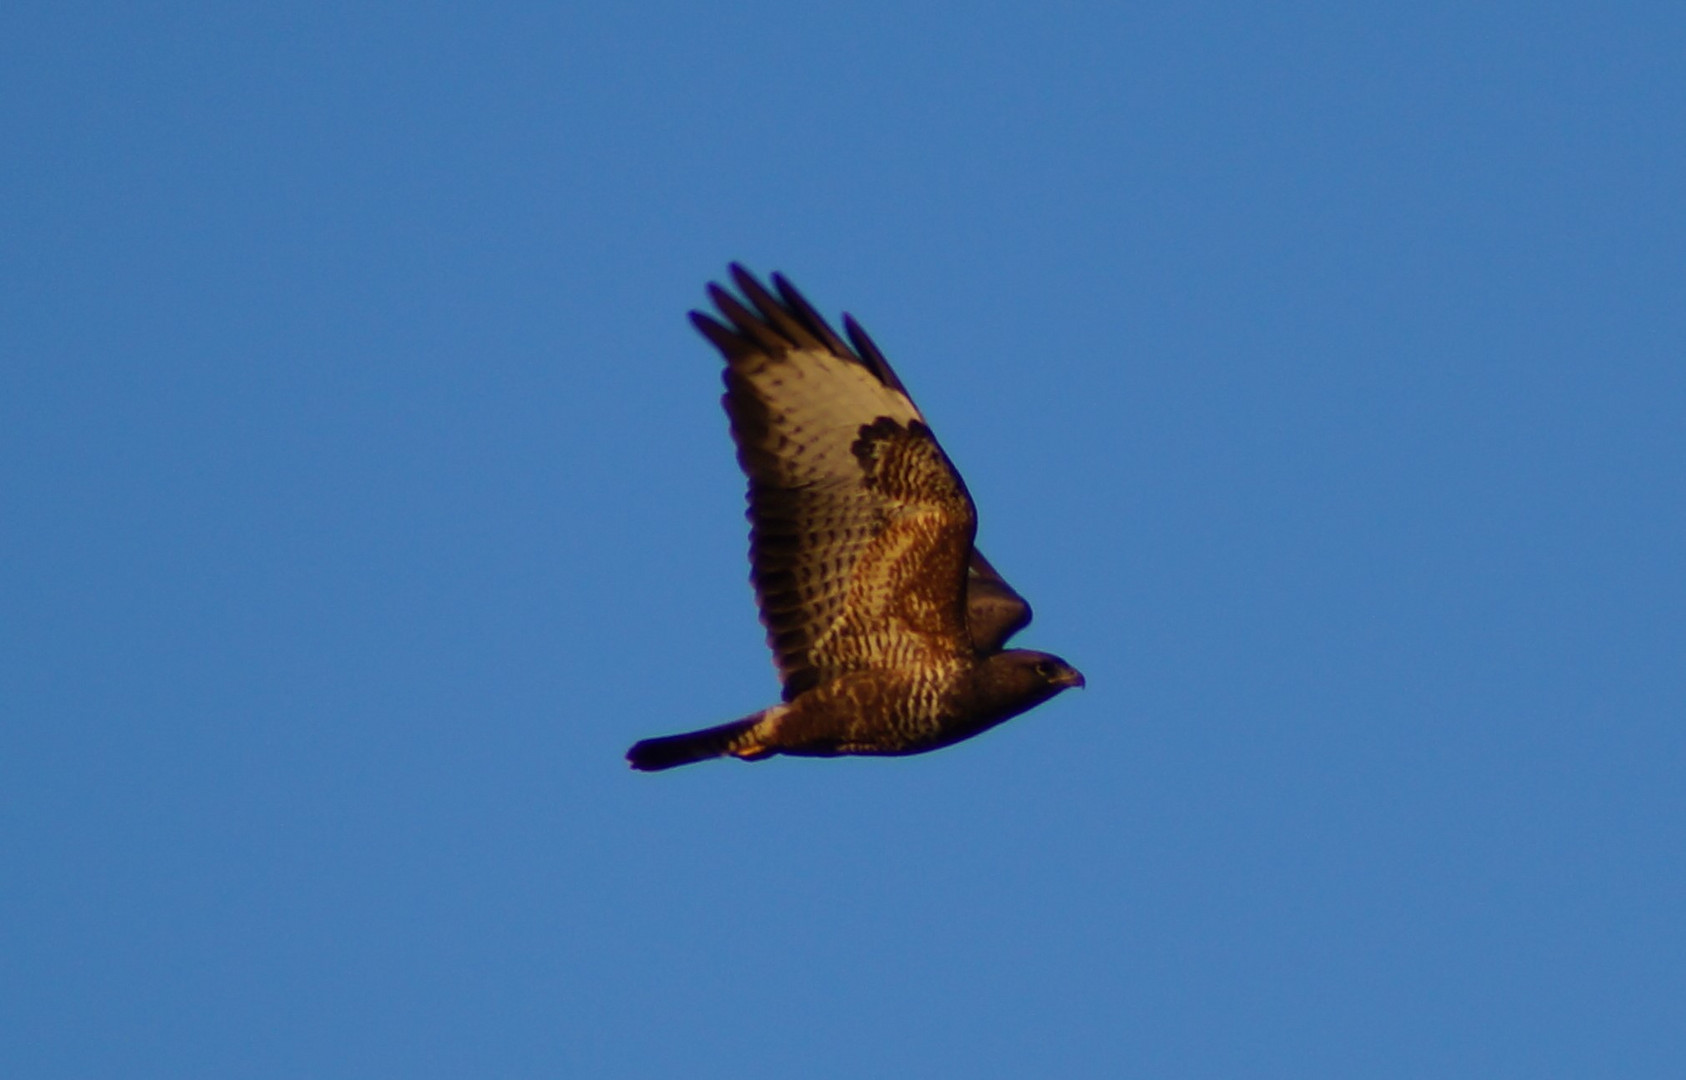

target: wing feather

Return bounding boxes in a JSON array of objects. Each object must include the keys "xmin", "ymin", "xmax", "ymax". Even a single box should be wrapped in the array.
[
  {"xmin": 700, "ymin": 266, "xmax": 980, "ymax": 699},
  {"xmin": 964, "ymin": 550, "xmax": 1034, "ymax": 651}
]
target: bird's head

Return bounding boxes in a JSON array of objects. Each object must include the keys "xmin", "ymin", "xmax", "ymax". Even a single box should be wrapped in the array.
[{"xmin": 976, "ymin": 649, "xmax": 1085, "ymax": 714}]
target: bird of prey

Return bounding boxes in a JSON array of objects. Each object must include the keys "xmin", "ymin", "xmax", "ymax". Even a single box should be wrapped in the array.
[{"xmin": 626, "ymin": 267, "xmax": 1083, "ymax": 771}]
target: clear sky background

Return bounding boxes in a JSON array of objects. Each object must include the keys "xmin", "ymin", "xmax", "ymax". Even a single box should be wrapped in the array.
[{"xmin": 4, "ymin": 3, "xmax": 1683, "ymax": 1077}]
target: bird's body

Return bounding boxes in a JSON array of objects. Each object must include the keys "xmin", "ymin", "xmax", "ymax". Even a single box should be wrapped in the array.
[{"xmin": 627, "ymin": 267, "xmax": 1082, "ymax": 771}]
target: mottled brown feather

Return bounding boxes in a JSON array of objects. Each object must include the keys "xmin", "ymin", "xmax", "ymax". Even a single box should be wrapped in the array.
[
  {"xmin": 703, "ymin": 267, "xmax": 982, "ymax": 700},
  {"xmin": 752, "ymin": 277, "xmax": 1026, "ymax": 654}
]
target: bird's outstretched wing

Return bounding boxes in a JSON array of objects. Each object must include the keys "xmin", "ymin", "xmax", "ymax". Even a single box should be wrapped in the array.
[
  {"xmin": 965, "ymin": 550, "xmax": 1033, "ymax": 652},
  {"xmin": 695, "ymin": 266, "xmax": 994, "ymax": 700}
]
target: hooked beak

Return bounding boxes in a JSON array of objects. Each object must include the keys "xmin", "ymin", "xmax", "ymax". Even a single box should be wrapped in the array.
[{"xmin": 1054, "ymin": 666, "xmax": 1086, "ymax": 690}]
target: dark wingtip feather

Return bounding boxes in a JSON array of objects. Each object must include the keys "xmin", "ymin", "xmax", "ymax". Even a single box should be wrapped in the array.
[
  {"xmin": 730, "ymin": 266, "xmax": 824, "ymax": 352},
  {"xmin": 690, "ymin": 310, "xmax": 747, "ymax": 358},
  {"xmin": 708, "ymin": 284, "xmax": 787, "ymax": 354},
  {"xmin": 770, "ymin": 272, "xmax": 856, "ymax": 358},
  {"xmin": 728, "ymin": 263, "xmax": 762, "ymax": 300},
  {"xmin": 842, "ymin": 313, "xmax": 908, "ymax": 394},
  {"xmin": 693, "ymin": 267, "xmax": 910, "ymax": 397}
]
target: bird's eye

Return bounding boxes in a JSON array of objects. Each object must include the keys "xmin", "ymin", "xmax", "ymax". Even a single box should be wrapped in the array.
[{"xmin": 1034, "ymin": 660, "xmax": 1054, "ymax": 678}]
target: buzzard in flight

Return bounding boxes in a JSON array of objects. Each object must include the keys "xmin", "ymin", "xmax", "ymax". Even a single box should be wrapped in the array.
[{"xmin": 626, "ymin": 267, "xmax": 1082, "ymax": 771}]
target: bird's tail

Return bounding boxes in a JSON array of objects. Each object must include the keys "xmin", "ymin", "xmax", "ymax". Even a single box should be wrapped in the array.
[{"xmin": 626, "ymin": 712, "xmax": 769, "ymax": 772}]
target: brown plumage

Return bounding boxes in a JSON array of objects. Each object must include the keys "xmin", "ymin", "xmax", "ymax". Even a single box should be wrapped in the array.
[{"xmin": 627, "ymin": 267, "xmax": 1082, "ymax": 771}]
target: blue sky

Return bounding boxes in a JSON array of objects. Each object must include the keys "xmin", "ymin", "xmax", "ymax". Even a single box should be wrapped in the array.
[{"xmin": 4, "ymin": 3, "xmax": 1684, "ymax": 1076}]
